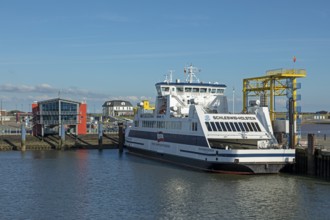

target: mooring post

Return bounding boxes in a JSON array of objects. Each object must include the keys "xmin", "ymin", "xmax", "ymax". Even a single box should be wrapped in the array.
[
  {"xmin": 98, "ymin": 122, "xmax": 103, "ymax": 150},
  {"xmin": 307, "ymin": 133, "xmax": 316, "ymax": 176},
  {"xmin": 21, "ymin": 123, "xmax": 26, "ymax": 151},
  {"xmin": 60, "ymin": 123, "xmax": 65, "ymax": 150},
  {"xmin": 118, "ymin": 122, "xmax": 124, "ymax": 153},
  {"xmin": 74, "ymin": 129, "xmax": 78, "ymax": 146},
  {"xmin": 41, "ymin": 125, "xmax": 44, "ymax": 142},
  {"xmin": 288, "ymin": 97, "xmax": 295, "ymax": 149}
]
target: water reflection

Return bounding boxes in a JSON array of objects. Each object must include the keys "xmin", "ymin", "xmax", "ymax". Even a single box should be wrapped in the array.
[{"xmin": 0, "ymin": 150, "xmax": 329, "ymax": 220}]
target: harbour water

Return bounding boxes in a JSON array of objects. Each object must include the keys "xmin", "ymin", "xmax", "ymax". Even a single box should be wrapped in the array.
[
  {"xmin": 301, "ymin": 123, "xmax": 330, "ymax": 135},
  {"xmin": 0, "ymin": 150, "xmax": 329, "ymax": 220}
]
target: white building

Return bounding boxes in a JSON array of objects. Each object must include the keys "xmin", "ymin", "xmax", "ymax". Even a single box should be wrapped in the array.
[{"xmin": 102, "ymin": 100, "xmax": 134, "ymax": 117}]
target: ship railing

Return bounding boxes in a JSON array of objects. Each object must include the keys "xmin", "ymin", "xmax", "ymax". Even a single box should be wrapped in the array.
[{"xmin": 140, "ymin": 113, "xmax": 154, "ymax": 118}]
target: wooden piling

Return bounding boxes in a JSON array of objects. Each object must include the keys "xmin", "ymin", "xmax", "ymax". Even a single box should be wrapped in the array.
[
  {"xmin": 307, "ymin": 134, "xmax": 315, "ymax": 176},
  {"xmin": 118, "ymin": 122, "xmax": 124, "ymax": 153},
  {"xmin": 327, "ymin": 155, "xmax": 330, "ymax": 180},
  {"xmin": 98, "ymin": 122, "xmax": 103, "ymax": 150}
]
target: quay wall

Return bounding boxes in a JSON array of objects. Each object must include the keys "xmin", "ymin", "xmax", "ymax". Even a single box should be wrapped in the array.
[
  {"xmin": 294, "ymin": 134, "xmax": 330, "ymax": 181},
  {"xmin": 0, "ymin": 133, "xmax": 119, "ymax": 151}
]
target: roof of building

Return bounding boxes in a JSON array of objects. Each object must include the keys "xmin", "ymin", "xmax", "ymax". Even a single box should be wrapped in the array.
[
  {"xmin": 102, "ymin": 100, "xmax": 133, "ymax": 107},
  {"xmin": 36, "ymin": 98, "xmax": 83, "ymax": 105}
]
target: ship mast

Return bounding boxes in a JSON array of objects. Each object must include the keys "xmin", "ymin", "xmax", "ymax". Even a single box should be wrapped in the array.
[
  {"xmin": 184, "ymin": 65, "xmax": 200, "ymax": 83},
  {"xmin": 164, "ymin": 70, "xmax": 174, "ymax": 83}
]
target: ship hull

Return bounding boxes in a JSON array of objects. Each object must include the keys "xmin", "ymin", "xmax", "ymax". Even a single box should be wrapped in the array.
[{"xmin": 126, "ymin": 145, "xmax": 292, "ymax": 174}]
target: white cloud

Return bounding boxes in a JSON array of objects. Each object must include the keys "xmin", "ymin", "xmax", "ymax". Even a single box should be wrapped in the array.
[
  {"xmin": 0, "ymin": 83, "xmax": 153, "ymax": 110},
  {"xmin": 0, "ymin": 83, "xmax": 57, "ymax": 93}
]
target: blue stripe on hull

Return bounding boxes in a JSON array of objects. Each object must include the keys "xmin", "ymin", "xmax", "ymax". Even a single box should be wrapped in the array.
[{"xmin": 180, "ymin": 149, "xmax": 295, "ymax": 158}]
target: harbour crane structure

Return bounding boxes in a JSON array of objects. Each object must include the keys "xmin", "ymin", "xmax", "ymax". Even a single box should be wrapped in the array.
[{"xmin": 242, "ymin": 68, "xmax": 307, "ymax": 148}]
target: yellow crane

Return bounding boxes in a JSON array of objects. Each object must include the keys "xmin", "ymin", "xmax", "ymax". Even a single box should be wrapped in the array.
[
  {"xmin": 243, "ymin": 68, "xmax": 306, "ymax": 147},
  {"xmin": 133, "ymin": 100, "xmax": 155, "ymax": 114}
]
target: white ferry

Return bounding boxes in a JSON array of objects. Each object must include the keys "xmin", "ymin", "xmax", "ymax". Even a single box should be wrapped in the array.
[{"xmin": 125, "ymin": 65, "xmax": 295, "ymax": 174}]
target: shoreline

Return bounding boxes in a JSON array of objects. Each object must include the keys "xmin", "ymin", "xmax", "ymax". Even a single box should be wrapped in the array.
[
  {"xmin": 302, "ymin": 119, "xmax": 330, "ymax": 124},
  {"xmin": 0, "ymin": 133, "xmax": 119, "ymax": 151}
]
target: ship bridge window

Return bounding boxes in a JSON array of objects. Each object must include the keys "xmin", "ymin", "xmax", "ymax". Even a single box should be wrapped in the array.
[
  {"xmin": 217, "ymin": 89, "xmax": 224, "ymax": 94},
  {"xmin": 209, "ymin": 88, "xmax": 216, "ymax": 93},
  {"xmin": 192, "ymin": 88, "xmax": 199, "ymax": 93},
  {"xmin": 172, "ymin": 87, "xmax": 175, "ymax": 92},
  {"xmin": 161, "ymin": 87, "xmax": 169, "ymax": 92},
  {"xmin": 200, "ymin": 88, "xmax": 207, "ymax": 93},
  {"xmin": 177, "ymin": 87, "xmax": 183, "ymax": 92},
  {"xmin": 185, "ymin": 87, "xmax": 192, "ymax": 92}
]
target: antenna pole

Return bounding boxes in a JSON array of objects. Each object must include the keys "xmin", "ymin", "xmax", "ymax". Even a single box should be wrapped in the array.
[{"xmin": 233, "ymin": 86, "xmax": 235, "ymax": 113}]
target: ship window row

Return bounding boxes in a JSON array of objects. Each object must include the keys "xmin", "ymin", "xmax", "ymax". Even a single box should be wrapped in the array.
[
  {"xmin": 205, "ymin": 121, "xmax": 261, "ymax": 132},
  {"xmin": 181, "ymin": 87, "xmax": 224, "ymax": 94},
  {"xmin": 162, "ymin": 86, "xmax": 224, "ymax": 94},
  {"xmin": 141, "ymin": 120, "xmax": 182, "ymax": 130}
]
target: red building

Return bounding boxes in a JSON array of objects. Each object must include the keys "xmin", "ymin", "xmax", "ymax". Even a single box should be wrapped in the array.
[{"xmin": 32, "ymin": 98, "xmax": 87, "ymax": 136}]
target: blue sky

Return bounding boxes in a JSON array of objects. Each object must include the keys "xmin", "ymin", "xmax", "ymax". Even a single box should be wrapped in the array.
[{"xmin": 0, "ymin": 0, "xmax": 329, "ymax": 113}]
